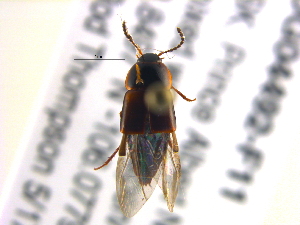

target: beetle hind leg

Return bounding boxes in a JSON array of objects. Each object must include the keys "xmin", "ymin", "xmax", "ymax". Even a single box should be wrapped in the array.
[
  {"xmin": 94, "ymin": 146, "xmax": 119, "ymax": 170},
  {"xmin": 94, "ymin": 134, "xmax": 128, "ymax": 170}
]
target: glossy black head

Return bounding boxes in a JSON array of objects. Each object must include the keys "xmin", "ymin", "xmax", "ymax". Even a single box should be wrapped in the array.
[
  {"xmin": 122, "ymin": 20, "xmax": 184, "ymax": 91},
  {"xmin": 138, "ymin": 53, "xmax": 162, "ymax": 63}
]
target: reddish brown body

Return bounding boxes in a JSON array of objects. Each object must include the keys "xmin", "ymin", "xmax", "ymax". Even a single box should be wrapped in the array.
[{"xmin": 120, "ymin": 89, "xmax": 176, "ymax": 134}]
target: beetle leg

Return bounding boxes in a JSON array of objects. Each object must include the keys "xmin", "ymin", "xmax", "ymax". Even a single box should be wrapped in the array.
[
  {"xmin": 94, "ymin": 146, "xmax": 120, "ymax": 170},
  {"xmin": 94, "ymin": 133, "xmax": 128, "ymax": 170},
  {"xmin": 171, "ymin": 86, "xmax": 196, "ymax": 102}
]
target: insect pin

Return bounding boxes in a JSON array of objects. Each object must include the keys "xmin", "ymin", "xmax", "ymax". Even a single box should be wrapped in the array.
[{"xmin": 94, "ymin": 21, "xmax": 196, "ymax": 217}]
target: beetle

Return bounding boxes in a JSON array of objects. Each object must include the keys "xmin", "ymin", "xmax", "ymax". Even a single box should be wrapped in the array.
[{"xmin": 94, "ymin": 21, "xmax": 195, "ymax": 217}]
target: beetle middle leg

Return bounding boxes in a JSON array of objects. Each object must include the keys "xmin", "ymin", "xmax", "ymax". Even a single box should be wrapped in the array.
[{"xmin": 171, "ymin": 86, "xmax": 196, "ymax": 102}]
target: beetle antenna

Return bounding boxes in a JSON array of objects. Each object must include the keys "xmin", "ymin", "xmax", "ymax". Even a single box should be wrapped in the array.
[
  {"xmin": 122, "ymin": 21, "xmax": 143, "ymax": 57},
  {"xmin": 158, "ymin": 27, "xmax": 185, "ymax": 57}
]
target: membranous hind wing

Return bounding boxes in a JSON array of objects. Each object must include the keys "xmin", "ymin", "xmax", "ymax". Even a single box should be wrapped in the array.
[
  {"xmin": 159, "ymin": 132, "xmax": 181, "ymax": 212},
  {"xmin": 116, "ymin": 132, "xmax": 169, "ymax": 217}
]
